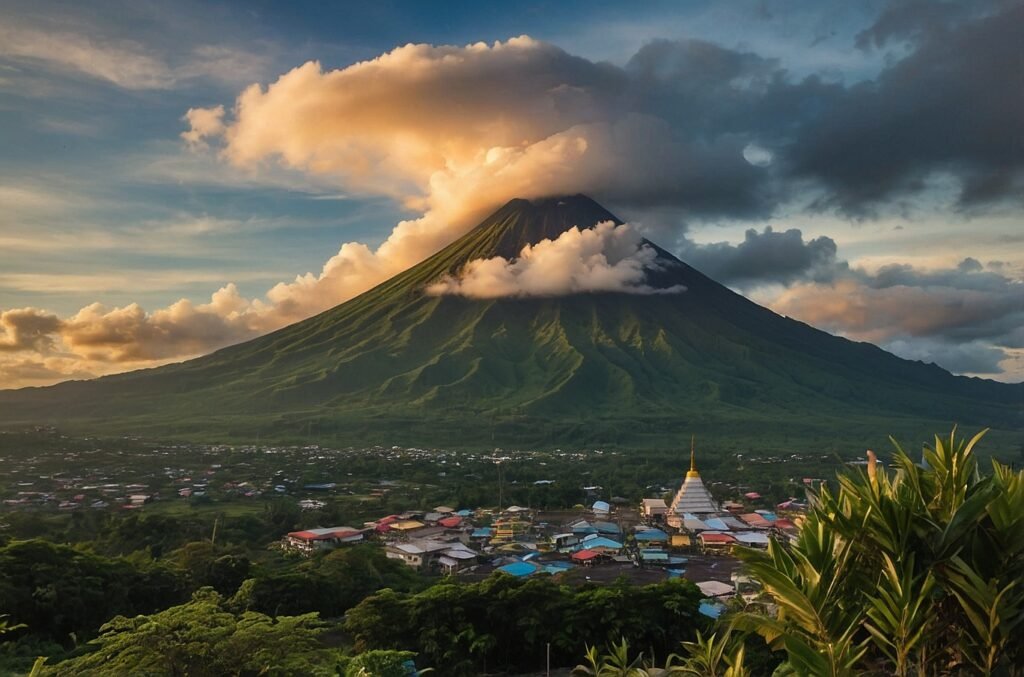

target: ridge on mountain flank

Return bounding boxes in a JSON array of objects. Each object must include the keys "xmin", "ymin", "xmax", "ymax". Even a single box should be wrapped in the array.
[{"xmin": 0, "ymin": 194, "xmax": 1020, "ymax": 447}]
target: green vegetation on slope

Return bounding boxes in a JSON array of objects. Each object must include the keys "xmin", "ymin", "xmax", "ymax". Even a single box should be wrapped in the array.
[{"xmin": 0, "ymin": 196, "xmax": 1020, "ymax": 449}]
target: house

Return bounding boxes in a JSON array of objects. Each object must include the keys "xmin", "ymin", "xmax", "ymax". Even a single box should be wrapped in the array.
[
  {"xmin": 698, "ymin": 532, "xmax": 736, "ymax": 554},
  {"xmin": 670, "ymin": 533, "xmax": 691, "ymax": 549},
  {"xmin": 390, "ymin": 519, "xmax": 426, "ymax": 533},
  {"xmin": 284, "ymin": 527, "xmax": 364, "ymax": 555},
  {"xmin": 385, "ymin": 539, "xmax": 451, "ymax": 568},
  {"xmin": 552, "ymin": 533, "xmax": 580, "ymax": 550},
  {"xmin": 575, "ymin": 535, "xmax": 623, "ymax": 553},
  {"xmin": 634, "ymin": 528, "xmax": 669, "ymax": 546},
  {"xmin": 641, "ymin": 497, "xmax": 668, "ymax": 518},
  {"xmin": 738, "ymin": 513, "xmax": 772, "ymax": 529},
  {"xmin": 386, "ymin": 539, "xmax": 476, "ymax": 570},
  {"xmin": 640, "ymin": 548, "xmax": 670, "ymax": 564},
  {"xmin": 437, "ymin": 545, "xmax": 478, "ymax": 573},
  {"xmin": 592, "ymin": 500, "xmax": 611, "ymax": 517},
  {"xmin": 470, "ymin": 527, "xmax": 494, "ymax": 540},
  {"xmin": 437, "ymin": 515, "xmax": 463, "ymax": 529},
  {"xmin": 732, "ymin": 532, "xmax": 770, "ymax": 548},
  {"xmin": 697, "ymin": 580, "xmax": 735, "ymax": 599},
  {"xmin": 571, "ymin": 549, "xmax": 601, "ymax": 566},
  {"xmin": 593, "ymin": 521, "xmax": 620, "ymax": 535}
]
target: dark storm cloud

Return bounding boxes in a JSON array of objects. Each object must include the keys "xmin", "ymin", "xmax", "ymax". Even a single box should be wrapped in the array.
[
  {"xmin": 679, "ymin": 227, "xmax": 839, "ymax": 287},
  {"xmin": 868, "ymin": 259, "xmax": 1016, "ymax": 292},
  {"xmin": 785, "ymin": 1, "xmax": 1024, "ymax": 213},
  {"xmin": 883, "ymin": 338, "xmax": 1008, "ymax": 375}
]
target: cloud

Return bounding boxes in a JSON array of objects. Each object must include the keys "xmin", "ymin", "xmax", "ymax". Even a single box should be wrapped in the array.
[
  {"xmin": 0, "ymin": 20, "xmax": 271, "ymax": 90},
  {"xmin": 176, "ymin": 8, "xmax": 1022, "ymax": 323},
  {"xmin": 768, "ymin": 257, "xmax": 1024, "ymax": 379},
  {"xmin": 6, "ymin": 8, "xmax": 1024, "ymax": 387},
  {"xmin": 882, "ymin": 338, "xmax": 1008, "ymax": 376},
  {"xmin": 59, "ymin": 287, "xmax": 268, "ymax": 362},
  {"xmin": 0, "ymin": 23, "xmax": 177, "ymax": 89},
  {"xmin": 427, "ymin": 221, "xmax": 685, "ymax": 299},
  {"xmin": 0, "ymin": 308, "xmax": 62, "ymax": 353},
  {"xmin": 789, "ymin": 1, "xmax": 1024, "ymax": 212},
  {"xmin": 680, "ymin": 226, "xmax": 839, "ymax": 287},
  {"xmin": 181, "ymin": 105, "xmax": 225, "ymax": 149},
  {"xmin": 176, "ymin": 36, "xmax": 777, "ymax": 322}
]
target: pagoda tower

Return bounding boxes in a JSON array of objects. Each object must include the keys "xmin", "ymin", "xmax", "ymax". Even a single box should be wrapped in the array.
[{"xmin": 668, "ymin": 437, "xmax": 720, "ymax": 518}]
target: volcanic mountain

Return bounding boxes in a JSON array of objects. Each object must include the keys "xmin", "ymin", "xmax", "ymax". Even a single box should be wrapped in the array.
[{"xmin": 1, "ymin": 195, "xmax": 1021, "ymax": 448}]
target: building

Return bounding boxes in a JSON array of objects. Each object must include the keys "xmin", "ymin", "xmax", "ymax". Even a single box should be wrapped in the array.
[
  {"xmin": 386, "ymin": 539, "xmax": 477, "ymax": 570},
  {"xmin": 667, "ymin": 439, "xmax": 720, "ymax": 527},
  {"xmin": 697, "ymin": 532, "xmax": 736, "ymax": 554},
  {"xmin": 284, "ymin": 527, "xmax": 364, "ymax": 555},
  {"xmin": 641, "ymin": 497, "xmax": 668, "ymax": 519}
]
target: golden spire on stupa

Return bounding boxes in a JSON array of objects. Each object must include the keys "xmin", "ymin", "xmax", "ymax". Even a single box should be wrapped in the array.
[{"xmin": 687, "ymin": 435, "xmax": 700, "ymax": 478}]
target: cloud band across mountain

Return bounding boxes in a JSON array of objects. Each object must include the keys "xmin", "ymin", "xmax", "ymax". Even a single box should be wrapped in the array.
[{"xmin": 427, "ymin": 222, "xmax": 685, "ymax": 299}]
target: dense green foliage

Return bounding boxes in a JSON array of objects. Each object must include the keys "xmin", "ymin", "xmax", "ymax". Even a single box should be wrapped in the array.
[
  {"xmin": 1, "ymin": 197, "xmax": 1019, "ymax": 449},
  {"xmin": 576, "ymin": 429, "xmax": 1024, "ymax": 676},
  {"xmin": 345, "ymin": 574, "xmax": 706, "ymax": 675},
  {"xmin": 230, "ymin": 545, "xmax": 424, "ymax": 617},
  {"xmin": 0, "ymin": 540, "xmax": 187, "ymax": 645},
  {"xmin": 41, "ymin": 589, "xmax": 340, "ymax": 677},
  {"xmin": 732, "ymin": 429, "xmax": 1024, "ymax": 675}
]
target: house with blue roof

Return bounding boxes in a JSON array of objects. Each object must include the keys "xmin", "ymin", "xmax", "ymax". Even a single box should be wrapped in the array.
[{"xmin": 575, "ymin": 535, "xmax": 622, "ymax": 552}]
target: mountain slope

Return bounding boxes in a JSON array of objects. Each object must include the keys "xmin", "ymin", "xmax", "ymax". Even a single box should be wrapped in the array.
[{"xmin": 1, "ymin": 195, "xmax": 1020, "ymax": 447}]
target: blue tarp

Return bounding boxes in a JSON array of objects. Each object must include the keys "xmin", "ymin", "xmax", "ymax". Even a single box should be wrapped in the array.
[
  {"xmin": 635, "ymin": 529, "xmax": 668, "ymax": 541},
  {"xmin": 699, "ymin": 601, "xmax": 726, "ymax": 619},
  {"xmin": 455, "ymin": 509, "xmax": 472, "ymax": 517},
  {"xmin": 593, "ymin": 521, "xmax": 621, "ymax": 534},
  {"xmin": 471, "ymin": 527, "xmax": 493, "ymax": 538},
  {"xmin": 497, "ymin": 561, "xmax": 538, "ymax": 577},
  {"xmin": 592, "ymin": 500, "xmax": 611, "ymax": 513},
  {"xmin": 704, "ymin": 518, "xmax": 730, "ymax": 530}
]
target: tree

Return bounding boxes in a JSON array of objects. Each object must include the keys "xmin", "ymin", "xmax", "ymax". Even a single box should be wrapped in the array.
[
  {"xmin": 44, "ymin": 588, "xmax": 341, "ymax": 676},
  {"xmin": 731, "ymin": 429, "xmax": 1024, "ymax": 675}
]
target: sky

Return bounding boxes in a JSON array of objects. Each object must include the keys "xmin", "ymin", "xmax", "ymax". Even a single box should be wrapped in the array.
[{"xmin": 0, "ymin": 0, "xmax": 1022, "ymax": 387}]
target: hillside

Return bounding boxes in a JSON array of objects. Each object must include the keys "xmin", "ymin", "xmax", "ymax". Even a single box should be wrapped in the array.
[{"xmin": 0, "ymin": 195, "xmax": 1021, "ymax": 450}]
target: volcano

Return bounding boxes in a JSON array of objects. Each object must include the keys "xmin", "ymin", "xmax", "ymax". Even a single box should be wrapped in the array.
[{"xmin": 1, "ymin": 195, "xmax": 1020, "ymax": 448}]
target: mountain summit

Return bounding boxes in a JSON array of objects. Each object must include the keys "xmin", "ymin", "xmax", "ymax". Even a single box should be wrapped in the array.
[{"xmin": 0, "ymin": 196, "xmax": 1020, "ymax": 447}]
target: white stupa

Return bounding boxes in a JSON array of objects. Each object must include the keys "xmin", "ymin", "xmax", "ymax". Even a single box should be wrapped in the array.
[{"xmin": 669, "ymin": 438, "xmax": 720, "ymax": 517}]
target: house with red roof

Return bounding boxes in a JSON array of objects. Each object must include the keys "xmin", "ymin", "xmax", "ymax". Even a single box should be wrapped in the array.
[{"xmin": 283, "ymin": 526, "xmax": 364, "ymax": 555}]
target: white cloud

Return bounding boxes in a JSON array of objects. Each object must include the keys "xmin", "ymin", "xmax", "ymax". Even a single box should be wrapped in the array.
[
  {"xmin": 0, "ymin": 21, "xmax": 270, "ymax": 90},
  {"xmin": 427, "ymin": 221, "xmax": 685, "ymax": 298}
]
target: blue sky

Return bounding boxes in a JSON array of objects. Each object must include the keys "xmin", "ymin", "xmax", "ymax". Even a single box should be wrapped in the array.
[{"xmin": 0, "ymin": 0, "xmax": 1021, "ymax": 386}]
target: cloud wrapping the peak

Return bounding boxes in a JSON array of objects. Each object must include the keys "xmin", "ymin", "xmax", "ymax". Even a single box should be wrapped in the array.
[{"xmin": 427, "ymin": 221, "xmax": 684, "ymax": 299}]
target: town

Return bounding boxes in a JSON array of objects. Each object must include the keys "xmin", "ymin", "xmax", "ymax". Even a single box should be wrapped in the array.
[{"xmin": 276, "ymin": 439, "xmax": 809, "ymax": 619}]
